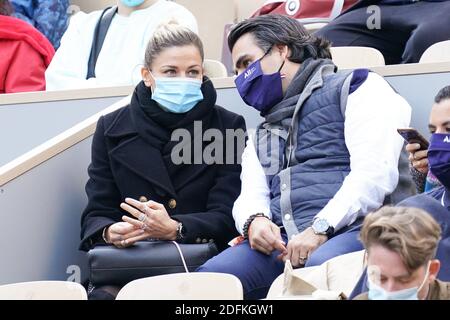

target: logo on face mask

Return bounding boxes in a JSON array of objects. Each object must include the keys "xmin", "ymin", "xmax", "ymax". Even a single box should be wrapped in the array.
[
  {"xmin": 235, "ymin": 54, "xmax": 285, "ymax": 113},
  {"xmin": 244, "ymin": 66, "xmax": 257, "ymax": 79},
  {"xmin": 444, "ymin": 136, "xmax": 450, "ymax": 143}
]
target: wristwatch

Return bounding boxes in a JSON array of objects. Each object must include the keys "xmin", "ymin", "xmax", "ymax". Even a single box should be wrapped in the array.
[
  {"xmin": 176, "ymin": 222, "xmax": 185, "ymax": 241},
  {"xmin": 311, "ymin": 218, "xmax": 334, "ymax": 238}
]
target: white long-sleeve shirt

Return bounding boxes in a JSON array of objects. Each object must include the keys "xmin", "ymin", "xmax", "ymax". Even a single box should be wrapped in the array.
[
  {"xmin": 45, "ymin": 0, "xmax": 197, "ymax": 91},
  {"xmin": 233, "ymin": 72, "xmax": 412, "ymax": 234}
]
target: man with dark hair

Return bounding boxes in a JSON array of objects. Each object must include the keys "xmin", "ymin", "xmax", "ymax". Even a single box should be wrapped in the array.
[
  {"xmin": 197, "ymin": 14, "xmax": 412, "ymax": 299},
  {"xmin": 315, "ymin": 1, "xmax": 450, "ymax": 64},
  {"xmin": 350, "ymin": 86, "xmax": 450, "ymax": 299},
  {"xmin": 435, "ymin": 86, "xmax": 450, "ymax": 104}
]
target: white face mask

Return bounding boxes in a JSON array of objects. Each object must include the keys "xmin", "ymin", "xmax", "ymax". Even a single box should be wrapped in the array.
[{"xmin": 367, "ymin": 262, "xmax": 430, "ymax": 300}]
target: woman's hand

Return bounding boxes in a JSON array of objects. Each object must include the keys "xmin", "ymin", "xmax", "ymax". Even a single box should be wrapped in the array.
[
  {"xmin": 406, "ymin": 143, "xmax": 429, "ymax": 174},
  {"xmin": 280, "ymin": 227, "xmax": 327, "ymax": 267},
  {"xmin": 105, "ymin": 222, "xmax": 145, "ymax": 248},
  {"xmin": 120, "ymin": 198, "xmax": 179, "ymax": 241}
]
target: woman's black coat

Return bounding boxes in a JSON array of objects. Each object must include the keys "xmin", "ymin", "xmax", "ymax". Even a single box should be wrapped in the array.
[{"xmin": 80, "ymin": 80, "xmax": 246, "ymax": 252}]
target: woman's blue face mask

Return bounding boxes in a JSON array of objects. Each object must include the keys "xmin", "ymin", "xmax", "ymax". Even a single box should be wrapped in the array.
[{"xmin": 150, "ymin": 75, "xmax": 204, "ymax": 114}]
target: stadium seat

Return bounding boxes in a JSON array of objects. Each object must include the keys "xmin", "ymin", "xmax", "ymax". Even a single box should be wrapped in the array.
[
  {"xmin": 419, "ymin": 40, "xmax": 450, "ymax": 64},
  {"xmin": 204, "ymin": 59, "xmax": 228, "ymax": 78},
  {"xmin": 116, "ymin": 272, "xmax": 243, "ymax": 300},
  {"xmin": 0, "ymin": 281, "xmax": 87, "ymax": 300},
  {"xmin": 331, "ymin": 46, "xmax": 386, "ymax": 69},
  {"xmin": 304, "ymin": 22, "xmax": 328, "ymax": 33}
]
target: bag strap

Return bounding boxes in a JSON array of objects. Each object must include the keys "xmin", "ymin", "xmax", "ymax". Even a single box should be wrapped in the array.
[
  {"xmin": 172, "ymin": 241, "xmax": 190, "ymax": 273},
  {"xmin": 86, "ymin": 6, "xmax": 118, "ymax": 79}
]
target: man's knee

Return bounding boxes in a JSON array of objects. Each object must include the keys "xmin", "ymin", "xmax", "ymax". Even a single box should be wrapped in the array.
[{"xmin": 404, "ymin": 25, "xmax": 450, "ymax": 63}]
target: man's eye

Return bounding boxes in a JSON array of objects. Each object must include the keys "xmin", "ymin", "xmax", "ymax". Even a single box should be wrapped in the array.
[
  {"xmin": 243, "ymin": 60, "xmax": 252, "ymax": 68},
  {"xmin": 398, "ymin": 278, "xmax": 412, "ymax": 284},
  {"xmin": 446, "ymin": 127, "xmax": 450, "ymax": 133}
]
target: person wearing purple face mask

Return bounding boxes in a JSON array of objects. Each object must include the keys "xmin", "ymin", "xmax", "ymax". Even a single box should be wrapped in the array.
[
  {"xmin": 349, "ymin": 87, "xmax": 450, "ymax": 299},
  {"xmin": 197, "ymin": 14, "xmax": 413, "ymax": 300},
  {"xmin": 406, "ymin": 86, "xmax": 450, "ymax": 193}
]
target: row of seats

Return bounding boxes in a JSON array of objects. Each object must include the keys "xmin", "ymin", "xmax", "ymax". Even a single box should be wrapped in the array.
[
  {"xmin": 0, "ymin": 249, "xmax": 366, "ymax": 300},
  {"xmin": 0, "ymin": 273, "xmax": 242, "ymax": 300},
  {"xmin": 210, "ymin": 41, "xmax": 450, "ymax": 78}
]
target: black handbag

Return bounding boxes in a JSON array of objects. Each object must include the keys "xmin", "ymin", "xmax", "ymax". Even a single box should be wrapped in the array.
[{"xmin": 87, "ymin": 241, "xmax": 219, "ymax": 287}]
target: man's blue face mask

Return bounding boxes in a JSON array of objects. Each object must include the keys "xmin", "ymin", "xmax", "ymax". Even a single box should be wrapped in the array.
[
  {"xmin": 150, "ymin": 76, "xmax": 204, "ymax": 114},
  {"xmin": 120, "ymin": 0, "xmax": 145, "ymax": 8}
]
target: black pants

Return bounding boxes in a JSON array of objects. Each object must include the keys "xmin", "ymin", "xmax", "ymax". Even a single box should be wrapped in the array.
[{"xmin": 315, "ymin": 2, "xmax": 450, "ymax": 64}]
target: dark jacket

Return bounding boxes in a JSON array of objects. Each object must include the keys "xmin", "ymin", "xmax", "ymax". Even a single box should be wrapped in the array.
[
  {"xmin": 343, "ymin": 0, "xmax": 450, "ymax": 14},
  {"xmin": 80, "ymin": 80, "xmax": 245, "ymax": 252}
]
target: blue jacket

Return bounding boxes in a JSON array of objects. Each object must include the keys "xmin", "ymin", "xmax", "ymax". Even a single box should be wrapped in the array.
[{"xmin": 11, "ymin": 0, "xmax": 69, "ymax": 49}]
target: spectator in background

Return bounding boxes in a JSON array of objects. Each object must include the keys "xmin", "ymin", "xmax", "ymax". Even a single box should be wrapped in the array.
[
  {"xmin": 407, "ymin": 86, "xmax": 450, "ymax": 193},
  {"xmin": 0, "ymin": 0, "xmax": 54, "ymax": 93},
  {"xmin": 354, "ymin": 206, "xmax": 449, "ymax": 300},
  {"xmin": 45, "ymin": 0, "xmax": 197, "ymax": 91},
  {"xmin": 11, "ymin": 0, "xmax": 69, "ymax": 49},
  {"xmin": 350, "ymin": 118, "xmax": 450, "ymax": 297},
  {"xmin": 316, "ymin": 0, "xmax": 450, "ymax": 64}
]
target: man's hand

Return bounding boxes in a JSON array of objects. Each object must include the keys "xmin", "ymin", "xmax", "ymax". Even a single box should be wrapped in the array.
[
  {"xmin": 406, "ymin": 143, "xmax": 428, "ymax": 174},
  {"xmin": 281, "ymin": 227, "xmax": 328, "ymax": 267},
  {"xmin": 248, "ymin": 217, "xmax": 287, "ymax": 255}
]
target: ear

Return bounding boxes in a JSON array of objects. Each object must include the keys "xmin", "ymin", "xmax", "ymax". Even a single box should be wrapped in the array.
[
  {"xmin": 141, "ymin": 67, "xmax": 155, "ymax": 88},
  {"xmin": 275, "ymin": 44, "xmax": 289, "ymax": 59},
  {"xmin": 428, "ymin": 259, "xmax": 441, "ymax": 280}
]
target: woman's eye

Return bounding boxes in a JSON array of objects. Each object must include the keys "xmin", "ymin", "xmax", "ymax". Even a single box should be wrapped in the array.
[
  {"xmin": 446, "ymin": 127, "xmax": 450, "ymax": 133},
  {"xmin": 188, "ymin": 70, "xmax": 200, "ymax": 77},
  {"xmin": 243, "ymin": 60, "xmax": 251, "ymax": 68},
  {"xmin": 164, "ymin": 70, "xmax": 176, "ymax": 76}
]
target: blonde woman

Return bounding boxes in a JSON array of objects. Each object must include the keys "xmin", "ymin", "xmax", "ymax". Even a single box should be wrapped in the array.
[{"xmin": 80, "ymin": 24, "xmax": 246, "ymax": 299}]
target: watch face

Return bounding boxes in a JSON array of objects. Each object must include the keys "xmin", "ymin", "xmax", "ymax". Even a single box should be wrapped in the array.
[{"xmin": 314, "ymin": 219, "xmax": 329, "ymax": 233}]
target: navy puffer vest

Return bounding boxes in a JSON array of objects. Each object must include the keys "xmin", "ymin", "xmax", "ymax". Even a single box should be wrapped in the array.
[{"xmin": 256, "ymin": 69, "xmax": 355, "ymax": 238}]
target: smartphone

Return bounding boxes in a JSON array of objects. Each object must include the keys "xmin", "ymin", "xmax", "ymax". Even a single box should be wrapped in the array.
[{"xmin": 397, "ymin": 128, "xmax": 429, "ymax": 150}]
